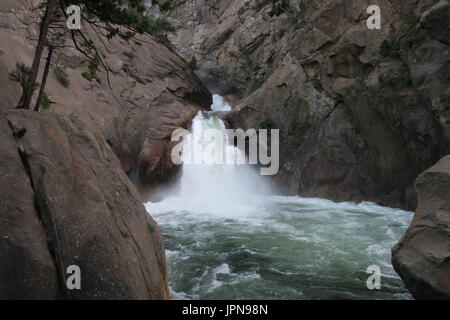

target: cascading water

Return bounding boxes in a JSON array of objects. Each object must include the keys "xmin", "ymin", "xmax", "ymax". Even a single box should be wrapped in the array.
[
  {"xmin": 154, "ymin": 94, "xmax": 272, "ymax": 216},
  {"xmin": 145, "ymin": 95, "xmax": 413, "ymax": 300}
]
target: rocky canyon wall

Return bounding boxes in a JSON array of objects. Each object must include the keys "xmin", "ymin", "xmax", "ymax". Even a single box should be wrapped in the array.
[
  {"xmin": 164, "ymin": 0, "xmax": 450, "ymax": 210},
  {"xmin": 0, "ymin": 0, "xmax": 212, "ymax": 196},
  {"xmin": 0, "ymin": 0, "xmax": 211, "ymax": 299}
]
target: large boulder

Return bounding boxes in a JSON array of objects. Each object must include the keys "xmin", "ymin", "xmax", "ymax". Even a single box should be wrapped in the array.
[
  {"xmin": 0, "ymin": 109, "xmax": 169, "ymax": 299},
  {"xmin": 392, "ymin": 155, "xmax": 450, "ymax": 300}
]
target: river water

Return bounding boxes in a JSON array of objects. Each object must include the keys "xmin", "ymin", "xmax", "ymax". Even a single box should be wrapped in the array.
[{"xmin": 145, "ymin": 95, "xmax": 413, "ymax": 300}]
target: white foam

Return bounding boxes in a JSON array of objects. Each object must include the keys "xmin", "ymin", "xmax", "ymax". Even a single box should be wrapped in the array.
[
  {"xmin": 147, "ymin": 95, "xmax": 272, "ymax": 219},
  {"xmin": 214, "ymin": 264, "xmax": 231, "ymax": 274},
  {"xmin": 143, "ymin": 95, "xmax": 414, "ymax": 300},
  {"xmin": 211, "ymin": 94, "xmax": 232, "ymax": 112}
]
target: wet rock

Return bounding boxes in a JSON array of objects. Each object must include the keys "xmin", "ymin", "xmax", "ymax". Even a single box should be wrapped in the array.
[{"xmin": 392, "ymin": 155, "xmax": 450, "ymax": 300}]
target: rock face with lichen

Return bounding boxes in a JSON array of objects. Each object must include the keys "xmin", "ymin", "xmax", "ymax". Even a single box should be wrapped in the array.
[
  {"xmin": 163, "ymin": 0, "xmax": 450, "ymax": 210},
  {"xmin": 392, "ymin": 155, "xmax": 450, "ymax": 300},
  {"xmin": 0, "ymin": 0, "xmax": 211, "ymax": 299}
]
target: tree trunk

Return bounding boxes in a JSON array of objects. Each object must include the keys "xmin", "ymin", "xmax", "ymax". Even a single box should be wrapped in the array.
[
  {"xmin": 17, "ymin": 0, "xmax": 56, "ymax": 109},
  {"xmin": 34, "ymin": 46, "xmax": 54, "ymax": 112}
]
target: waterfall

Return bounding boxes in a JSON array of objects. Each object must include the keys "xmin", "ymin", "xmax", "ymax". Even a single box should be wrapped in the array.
[
  {"xmin": 145, "ymin": 95, "xmax": 413, "ymax": 300},
  {"xmin": 152, "ymin": 95, "xmax": 271, "ymax": 216}
]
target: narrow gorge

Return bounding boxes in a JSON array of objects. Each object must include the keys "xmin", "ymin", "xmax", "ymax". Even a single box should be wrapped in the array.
[
  {"xmin": 0, "ymin": 0, "xmax": 449, "ymax": 301},
  {"xmin": 146, "ymin": 94, "xmax": 413, "ymax": 299}
]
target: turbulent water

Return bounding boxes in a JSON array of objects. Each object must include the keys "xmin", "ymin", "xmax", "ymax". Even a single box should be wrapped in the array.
[{"xmin": 145, "ymin": 95, "xmax": 413, "ymax": 300}]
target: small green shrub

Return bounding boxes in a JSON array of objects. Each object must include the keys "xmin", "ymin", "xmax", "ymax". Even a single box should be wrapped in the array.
[
  {"xmin": 135, "ymin": 77, "xmax": 149, "ymax": 85},
  {"xmin": 120, "ymin": 31, "xmax": 135, "ymax": 41},
  {"xmin": 88, "ymin": 55, "xmax": 100, "ymax": 74},
  {"xmin": 9, "ymin": 63, "xmax": 33, "ymax": 89},
  {"xmin": 156, "ymin": 33, "xmax": 174, "ymax": 50},
  {"xmin": 441, "ymin": 95, "xmax": 450, "ymax": 109},
  {"xmin": 186, "ymin": 56, "xmax": 198, "ymax": 74},
  {"xmin": 40, "ymin": 92, "xmax": 54, "ymax": 110},
  {"xmin": 81, "ymin": 55, "xmax": 101, "ymax": 83},
  {"xmin": 288, "ymin": 121, "xmax": 301, "ymax": 137},
  {"xmin": 380, "ymin": 40, "xmax": 392, "ymax": 57},
  {"xmin": 146, "ymin": 222, "xmax": 155, "ymax": 233},
  {"xmin": 261, "ymin": 119, "xmax": 275, "ymax": 130},
  {"xmin": 141, "ymin": 16, "xmax": 175, "ymax": 35},
  {"xmin": 158, "ymin": 70, "xmax": 177, "ymax": 79},
  {"xmin": 133, "ymin": 16, "xmax": 175, "ymax": 49},
  {"xmin": 155, "ymin": 0, "xmax": 174, "ymax": 12},
  {"xmin": 54, "ymin": 65, "xmax": 70, "ymax": 88},
  {"xmin": 163, "ymin": 0, "xmax": 174, "ymax": 11},
  {"xmin": 81, "ymin": 71, "xmax": 95, "ymax": 82}
]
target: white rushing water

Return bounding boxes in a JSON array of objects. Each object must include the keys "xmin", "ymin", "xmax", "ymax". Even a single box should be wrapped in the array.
[
  {"xmin": 156, "ymin": 94, "xmax": 272, "ymax": 217},
  {"xmin": 145, "ymin": 95, "xmax": 413, "ymax": 300}
]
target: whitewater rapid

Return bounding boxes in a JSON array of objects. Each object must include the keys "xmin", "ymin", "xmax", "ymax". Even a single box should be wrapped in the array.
[{"xmin": 145, "ymin": 95, "xmax": 413, "ymax": 300}]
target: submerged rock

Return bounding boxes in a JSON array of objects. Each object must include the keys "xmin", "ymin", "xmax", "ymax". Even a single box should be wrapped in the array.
[{"xmin": 392, "ymin": 155, "xmax": 450, "ymax": 300}]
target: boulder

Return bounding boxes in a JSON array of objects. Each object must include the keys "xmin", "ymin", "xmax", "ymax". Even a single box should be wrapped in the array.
[
  {"xmin": 0, "ymin": 109, "xmax": 169, "ymax": 299},
  {"xmin": 392, "ymin": 155, "xmax": 450, "ymax": 300},
  {"xmin": 421, "ymin": 0, "xmax": 450, "ymax": 45}
]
